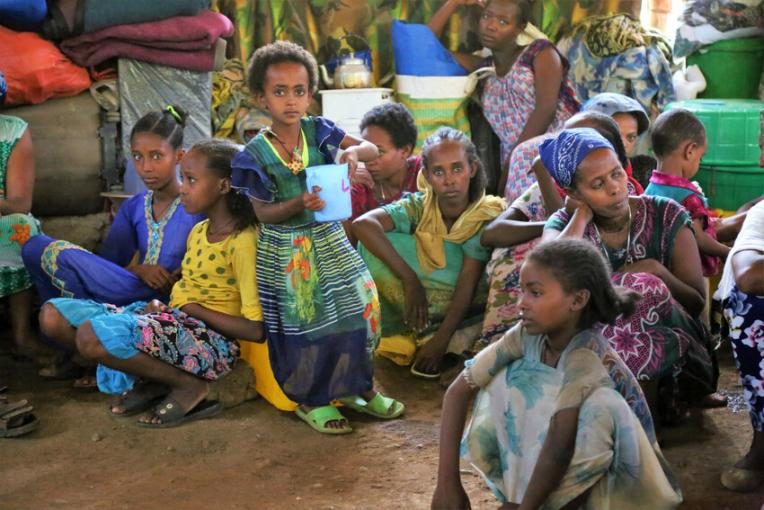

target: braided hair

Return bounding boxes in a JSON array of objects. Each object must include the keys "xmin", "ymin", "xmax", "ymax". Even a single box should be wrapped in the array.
[
  {"xmin": 188, "ymin": 139, "xmax": 257, "ymax": 231},
  {"xmin": 130, "ymin": 105, "xmax": 187, "ymax": 149},
  {"xmin": 527, "ymin": 239, "xmax": 639, "ymax": 329}
]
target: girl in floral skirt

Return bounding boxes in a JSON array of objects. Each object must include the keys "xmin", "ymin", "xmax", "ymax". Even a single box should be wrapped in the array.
[
  {"xmin": 39, "ymin": 139, "xmax": 264, "ymax": 427},
  {"xmin": 232, "ymin": 41, "xmax": 403, "ymax": 435}
]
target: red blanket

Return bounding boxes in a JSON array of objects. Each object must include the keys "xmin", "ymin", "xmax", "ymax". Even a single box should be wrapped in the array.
[{"xmin": 60, "ymin": 10, "xmax": 233, "ymax": 72}]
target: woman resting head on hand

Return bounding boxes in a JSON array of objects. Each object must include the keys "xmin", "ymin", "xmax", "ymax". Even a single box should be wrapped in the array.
[{"xmin": 540, "ymin": 127, "xmax": 722, "ymax": 420}]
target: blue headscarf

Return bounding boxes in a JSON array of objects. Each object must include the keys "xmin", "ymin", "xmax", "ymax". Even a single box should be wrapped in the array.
[
  {"xmin": 538, "ymin": 128, "xmax": 614, "ymax": 188},
  {"xmin": 0, "ymin": 71, "xmax": 6, "ymax": 106}
]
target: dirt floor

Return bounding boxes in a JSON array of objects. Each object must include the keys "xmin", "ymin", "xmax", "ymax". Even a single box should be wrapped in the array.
[{"xmin": 1, "ymin": 336, "xmax": 763, "ymax": 510}]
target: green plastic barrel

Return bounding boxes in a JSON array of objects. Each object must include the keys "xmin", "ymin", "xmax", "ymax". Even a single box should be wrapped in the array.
[
  {"xmin": 687, "ymin": 37, "xmax": 764, "ymax": 99},
  {"xmin": 665, "ymin": 99, "xmax": 763, "ymax": 167},
  {"xmin": 695, "ymin": 164, "xmax": 764, "ymax": 211}
]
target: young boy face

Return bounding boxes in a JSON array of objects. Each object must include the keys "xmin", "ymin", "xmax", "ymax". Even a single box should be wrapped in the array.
[{"xmin": 685, "ymin": 138, "xmax": 708, "ymax": 179}]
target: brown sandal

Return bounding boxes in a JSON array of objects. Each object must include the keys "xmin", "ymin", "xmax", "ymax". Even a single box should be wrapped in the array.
[{"xmin": 0, "ymin": 398, "xmax": 39, "ymax": 438}]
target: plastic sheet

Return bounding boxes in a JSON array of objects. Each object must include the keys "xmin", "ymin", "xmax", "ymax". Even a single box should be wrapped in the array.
[
  {"xmin": 118, "ymin": 58, "xmax": 211, "ymax": 193},
  {"xmin": 391, "ymin": 20, "xmax": 466, "ymax": 77},
  {"xmin": 0, "ymin": 26, "xmax": 91, "ymax": 106}
]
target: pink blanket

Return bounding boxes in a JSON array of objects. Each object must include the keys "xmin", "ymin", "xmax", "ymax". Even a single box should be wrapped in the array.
[{"xmin": 60, "ymin": 10, "xmax": 233, "ymax": 72}]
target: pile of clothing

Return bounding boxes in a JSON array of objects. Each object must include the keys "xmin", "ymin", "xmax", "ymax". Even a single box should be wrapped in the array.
[
  {"xmin": 0, "ymin": 1, "xmax": 233, "ymax": 107},
  {"xmin": 674, "ymin": 0, "xmax": 764, "ymax": 59},
  {"xmin": 558, "ymin": 14, "xmax": 675, "ymax": 115},
  {"xmin": 47, "ymin": 1, "xmax": 231, "ymax": 73}
]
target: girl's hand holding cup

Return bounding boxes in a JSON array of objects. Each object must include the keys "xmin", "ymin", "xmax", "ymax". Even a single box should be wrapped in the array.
[
  {"xmin": 339, "ymin": 149, "xmax": 360, "ymax": 181},
  {"xmin": 302, "ymin": 186, "xmax": 325, "ymax": 211}
]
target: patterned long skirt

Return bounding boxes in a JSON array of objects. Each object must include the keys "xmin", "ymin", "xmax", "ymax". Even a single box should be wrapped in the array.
[
  {"xmin": 724, "ymin": 287, "xmax": 764, "ymax": 431},
  {"xmin": 48, "ymin": 298, "xmax": 239, "ymax": 395},
  {"xmin": 257, "ymin": 221, "xmax": 379, "ymax": 406},
  {"xmin": 478, "ymin": 238, "xmax": 542, "ymax": 352}
]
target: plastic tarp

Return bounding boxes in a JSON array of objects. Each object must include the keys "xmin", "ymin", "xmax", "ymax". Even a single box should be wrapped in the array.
[{"xmin": 118, "ymin": 58, "xmax": 211, "ymax": 193}]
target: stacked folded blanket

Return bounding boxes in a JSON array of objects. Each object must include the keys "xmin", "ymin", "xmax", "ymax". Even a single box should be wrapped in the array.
[{"xmin": 60, "ymin": 10, "xmax": 232, "ymax": 72}]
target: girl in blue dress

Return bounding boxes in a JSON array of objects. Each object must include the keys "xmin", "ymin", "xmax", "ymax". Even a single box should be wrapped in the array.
[
  {"xmin": 23, "ymin": 105, "xmax": 203, "ymax": 305},
  {"xmin": 23, "ymin": 106, "xmax": 203, "ymax": 381},
  {"xmin": 38, "ymin": 139, "xmax": 264, "ymax": 427}
]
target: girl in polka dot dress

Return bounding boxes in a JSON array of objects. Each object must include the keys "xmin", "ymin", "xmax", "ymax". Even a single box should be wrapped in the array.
[{"xmin": 39, "ymin": 139, "xmax": 265, "ymax": 428}]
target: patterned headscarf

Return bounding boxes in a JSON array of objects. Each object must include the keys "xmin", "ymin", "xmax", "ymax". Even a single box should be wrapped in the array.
[
  {"xmin": 0, "ymin": 71, "xmax": 6, "ymax": 106},
  {"xmin": 538, "ymin": 128, "xmax": 614, "ymax": 188}
]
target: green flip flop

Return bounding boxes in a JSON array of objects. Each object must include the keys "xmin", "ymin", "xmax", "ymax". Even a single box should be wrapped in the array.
[
  {"xmin": 340, "ymin": 393, "xmax": 405, "ymax": 419},
  {"xmin": 295, "ymin": 405, "xmax": 352, "ymax": 435}
]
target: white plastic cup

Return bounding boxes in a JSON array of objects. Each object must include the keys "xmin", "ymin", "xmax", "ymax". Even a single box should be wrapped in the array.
[{"xmin": 304, "ymin": 163, "xmax": 352, "ymax": 222}]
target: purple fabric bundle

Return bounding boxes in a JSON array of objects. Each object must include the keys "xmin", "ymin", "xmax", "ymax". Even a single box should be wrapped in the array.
[{"xmin": 60, "ymin": 10, "xmax": 233, "ymax": 72}]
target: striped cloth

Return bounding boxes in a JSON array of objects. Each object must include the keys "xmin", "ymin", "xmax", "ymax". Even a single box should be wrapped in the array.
[{"xmin": 257, "ymin": 221, "xmax": 380, "ymax": 406}]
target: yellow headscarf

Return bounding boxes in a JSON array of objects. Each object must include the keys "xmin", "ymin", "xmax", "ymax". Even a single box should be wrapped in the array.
[{"xmin": 413, "ymin": 173, "xmax": 506, "ymax": 273}]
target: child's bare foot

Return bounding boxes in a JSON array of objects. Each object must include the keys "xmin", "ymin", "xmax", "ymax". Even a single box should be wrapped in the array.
[{"xmin": 73, "ymin": 366, "xmax": 99, "ymax": 389}]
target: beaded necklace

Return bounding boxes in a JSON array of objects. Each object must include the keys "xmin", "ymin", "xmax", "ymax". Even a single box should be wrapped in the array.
[{"xmin": 265, "ymin": 128, "xmax": 304, "ymax": 174}]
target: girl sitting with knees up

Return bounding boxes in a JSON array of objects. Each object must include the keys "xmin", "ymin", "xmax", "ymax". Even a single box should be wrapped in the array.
[
  {"xmin": 352, "ymin": 127, "xmax": 505, "ymax": 382},
  {"xmin": 432, "ymin": 238, "xmax": 682, "ymax": 510},
  {"xmin": 38, "ymin": 139, "xmax": 264, "ymax": 428}
]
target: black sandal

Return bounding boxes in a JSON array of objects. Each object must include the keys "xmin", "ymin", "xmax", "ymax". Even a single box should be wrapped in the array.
[
  {"xmin": 110, "ymin": 383, "xmax": 169, "ymax": 417},
  {"xmin": 137, "ymin": 397, "xmax": 222, "ymax": 429}
]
